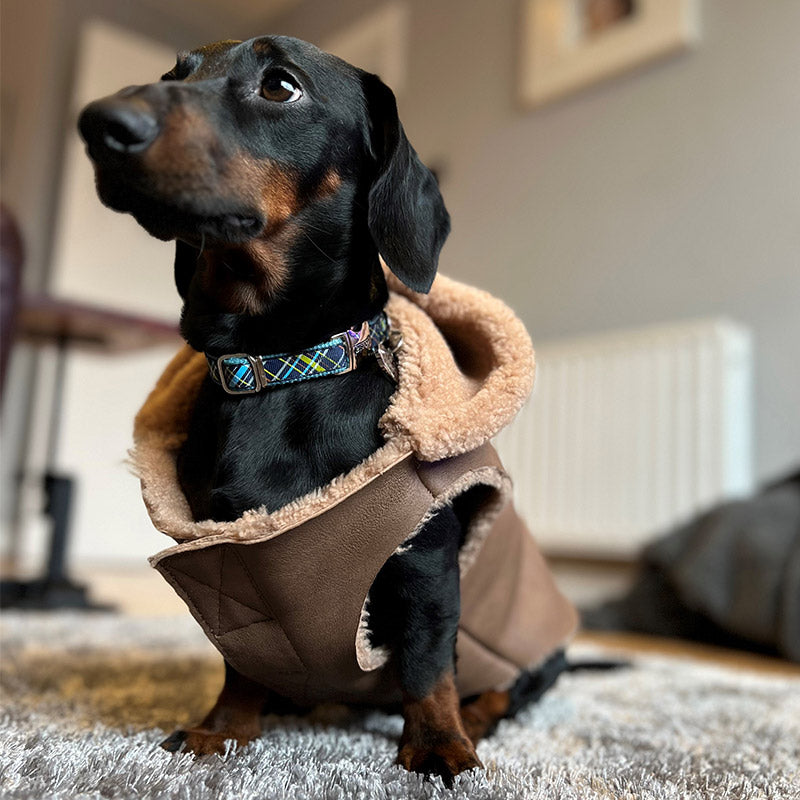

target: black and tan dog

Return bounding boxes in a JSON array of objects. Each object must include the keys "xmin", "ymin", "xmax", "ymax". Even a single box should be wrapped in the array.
[{"xmin": 79, "ymin": 36, "xmax": 577, "ymax": 785}]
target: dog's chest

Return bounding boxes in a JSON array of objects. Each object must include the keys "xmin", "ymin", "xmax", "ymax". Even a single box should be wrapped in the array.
[{"xmin": 177, "ymin": 365, "xmax": 394, "ymax": 521}]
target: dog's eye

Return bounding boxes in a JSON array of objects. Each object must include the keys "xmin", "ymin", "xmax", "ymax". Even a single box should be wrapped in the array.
[{"xmin": 261, "ymin": 71, "xmax": 302, "ymax": 103}]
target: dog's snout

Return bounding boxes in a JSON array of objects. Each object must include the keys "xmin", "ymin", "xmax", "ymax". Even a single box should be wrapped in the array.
[{"xmin": 79, "ymin": 98, "xmax": 160, "ymax": 157}]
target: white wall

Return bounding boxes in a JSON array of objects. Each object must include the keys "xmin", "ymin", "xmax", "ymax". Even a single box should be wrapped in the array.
[{"xmin": 270, "ymin": 0, "xmax": 800, "ymax": 483}]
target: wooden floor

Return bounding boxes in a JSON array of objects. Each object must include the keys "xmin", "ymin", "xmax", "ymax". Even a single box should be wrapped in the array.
[
  {"xmin": 576, "ymin": 631, "xmax": 800, "ymax": 677},
  {"xmin": 72, "ymin": 565, "xmax": 188, "ymax": 617}
]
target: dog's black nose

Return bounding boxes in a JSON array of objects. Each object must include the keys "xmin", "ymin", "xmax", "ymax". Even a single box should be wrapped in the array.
[{"xmin": 78, "ymin": 98, "xmax": 159, "ymax": 156}]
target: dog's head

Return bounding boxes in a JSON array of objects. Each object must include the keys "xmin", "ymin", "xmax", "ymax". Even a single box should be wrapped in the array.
[{"xmin": 78, "ymin": 35, "xmax": 449, "ymax": 312}]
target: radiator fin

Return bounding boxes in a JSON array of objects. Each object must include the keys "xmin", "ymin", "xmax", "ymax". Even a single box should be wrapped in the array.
[{"xmin": 494, "ymin": 319, "xmax": 753, "ymax": 558}]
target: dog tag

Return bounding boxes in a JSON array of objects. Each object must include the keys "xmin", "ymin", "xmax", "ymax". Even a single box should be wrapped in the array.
[{"xmin": 376, "ymin": 342, "xmax": 398, "ymax": 382}]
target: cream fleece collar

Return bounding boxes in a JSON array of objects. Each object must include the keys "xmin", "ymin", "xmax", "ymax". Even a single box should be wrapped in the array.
[{"xmin": 132, "ymin": 272, "xmax": 534, "ymax": 546}]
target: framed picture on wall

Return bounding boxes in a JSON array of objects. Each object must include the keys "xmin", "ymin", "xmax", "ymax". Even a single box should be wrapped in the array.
[{"xmin": 520, "ymin": 0, "xmax": 700, "ymax": 107}]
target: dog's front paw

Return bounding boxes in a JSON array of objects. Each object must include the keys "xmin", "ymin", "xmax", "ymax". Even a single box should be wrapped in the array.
[
  {"xmin": 396, "ymin": 735, "xmax": 483, "ymax": 787},
  {"xmin": 160, "ymin": 727, "xmax": 254, "ymax": 756}
]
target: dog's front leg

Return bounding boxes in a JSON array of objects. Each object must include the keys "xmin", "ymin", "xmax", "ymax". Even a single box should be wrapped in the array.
[
  {"xmin": 161, "ymin": 661, "xmax": 269, "ymax": 756},
  {"xmin": 397, "ymin": 670, "xmax": 482, "ymax": 786},
  {"xmin": 370, "ymin": 506, "xmax": 482, "ymax": 785}
]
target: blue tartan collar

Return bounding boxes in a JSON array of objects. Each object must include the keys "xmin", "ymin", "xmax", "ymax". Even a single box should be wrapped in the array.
[{"xmin": 206, "ymin": 311, "xmax": 396, "ymax": 395}]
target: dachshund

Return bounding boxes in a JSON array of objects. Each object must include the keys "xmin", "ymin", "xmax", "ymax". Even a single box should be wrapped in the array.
[{"xmin": 78, "ymin": 35, "xmax": 569, "ymax": 785}]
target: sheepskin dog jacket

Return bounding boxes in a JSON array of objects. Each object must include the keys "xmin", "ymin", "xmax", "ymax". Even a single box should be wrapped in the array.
[{"xmin": 134, "ymin": 274, "xmax": 578, "ymax": 706}]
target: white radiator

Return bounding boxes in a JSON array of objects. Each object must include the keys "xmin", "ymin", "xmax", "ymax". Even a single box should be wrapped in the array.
[{"xmin": 494, "ymin": 319, "xmax": 753, "ymax": 558}]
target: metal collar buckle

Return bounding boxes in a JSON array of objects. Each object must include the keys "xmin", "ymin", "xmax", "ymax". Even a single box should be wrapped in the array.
[
  {"xmin": 215, "ymin": 353, "xmax": 263, "ymax": 395},
  {"xmin": 342, "ymin": 320, "xmax": 371, "ymax": 371}
]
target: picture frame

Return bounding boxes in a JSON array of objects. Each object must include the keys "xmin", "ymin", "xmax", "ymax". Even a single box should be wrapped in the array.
[{"xmin": 520, "ymin": 0, "xmax": 700, "ymax": 107}]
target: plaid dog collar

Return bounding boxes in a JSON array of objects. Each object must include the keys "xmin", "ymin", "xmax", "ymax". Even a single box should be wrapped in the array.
[{"xmin": 207, "ymin": 311, "xmax": 398, "ymax": 395}]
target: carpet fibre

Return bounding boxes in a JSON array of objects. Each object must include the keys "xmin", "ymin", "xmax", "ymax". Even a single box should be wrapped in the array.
[{"xmin": 1, "ymin": 613, "xmax": 799, "ymax": 799}]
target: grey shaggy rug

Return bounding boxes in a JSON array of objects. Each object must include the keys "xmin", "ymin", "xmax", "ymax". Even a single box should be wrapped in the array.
[{"xmin": 1, "ymin": 613, "xmax": 799, "ymax": 800}]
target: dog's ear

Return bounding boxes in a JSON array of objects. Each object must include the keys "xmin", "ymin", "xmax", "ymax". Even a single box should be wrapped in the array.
[
  {"xmin": 174, "ymin": 240, "xmax": 198, "ymax": 300},
  {"xmin": 363, "ymin": 74, "xmax": 450, "ymax": 294}
]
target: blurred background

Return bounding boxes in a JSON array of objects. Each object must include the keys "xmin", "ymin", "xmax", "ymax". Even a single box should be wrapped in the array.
[{"xmin": 1, "ymin": 1, "xmax": 798, "ymax": 657}]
